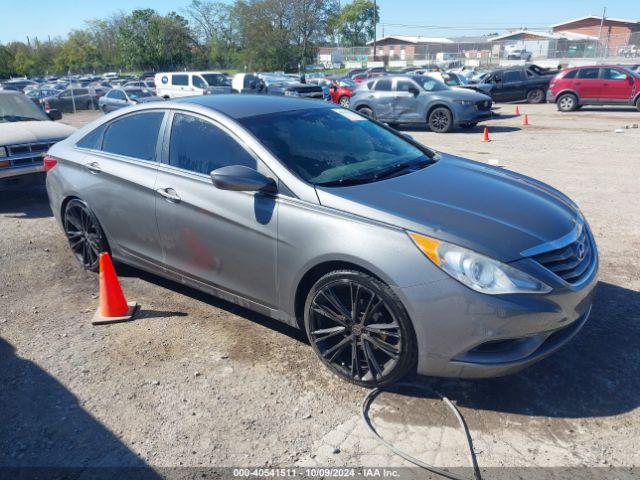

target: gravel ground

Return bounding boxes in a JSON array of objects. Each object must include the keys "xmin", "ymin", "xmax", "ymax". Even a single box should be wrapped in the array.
[{"xmin": 1, "ymin": 103, "xmax": 639, "ymax": 478}]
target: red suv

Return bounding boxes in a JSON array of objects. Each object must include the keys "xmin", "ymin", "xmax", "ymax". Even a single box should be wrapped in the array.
[{"xmin": 548, "ymin": 65, "xmax": 640, "ymax": 112}]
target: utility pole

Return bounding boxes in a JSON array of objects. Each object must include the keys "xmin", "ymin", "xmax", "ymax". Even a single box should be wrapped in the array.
[
  {"xmin": 597, "ymin": 7, "xmax": 606, "ymax": 59},
  {"xmin": 373, "ymin": 0, "xmax": 377, "ymax": 62}
]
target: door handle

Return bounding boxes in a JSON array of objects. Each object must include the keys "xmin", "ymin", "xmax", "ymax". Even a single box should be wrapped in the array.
[
  {"xmin": 85, "ymin": 161, "xmax": 101, "ymax": 174},
  {"xmin": 156, "ymin": 187, "xmax": 181, "ymax": 203}
]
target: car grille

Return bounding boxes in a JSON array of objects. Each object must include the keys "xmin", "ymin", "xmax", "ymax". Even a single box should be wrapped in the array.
[
  {"xmin": 531, "ymin": 227, "xmax": 595, "ymax": 284},
  {"xmin": 476, "ymin": 100, "xmax": 491, "ymax": 111},
  {"xmin": 2, "ymin": 142, "xmax": 56, "ymax": 168}
]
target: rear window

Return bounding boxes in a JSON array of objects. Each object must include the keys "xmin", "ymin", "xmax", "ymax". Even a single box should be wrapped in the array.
[
  {"xmin": 172, "ymin": 74, "xmax": 188, "ymax": 86},
  {"xmin": 577, "ymin": 68, "xmax": 599, "ymax": 79},
  {"xmin": 102, "ymin": 112, "xmax": 164, "ymax": 161},
  {"xmin": 77, "ymin": 123, "xmax": 107, "ymax": 150}
]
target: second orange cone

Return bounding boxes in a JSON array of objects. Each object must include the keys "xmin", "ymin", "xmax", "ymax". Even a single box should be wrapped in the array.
[
  {"xmin": 481, "ymin": 127, "xmax": 491, "ymax": 142},
  {"xmin": 522, "ymin": 114, "xmax": 530, "ymax": 126},
  {"xmin": 93, "ymin": 252, "xmax": 138, "ymax": 325}
]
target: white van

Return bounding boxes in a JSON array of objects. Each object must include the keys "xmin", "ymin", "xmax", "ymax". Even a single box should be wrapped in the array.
[{"xmin": 154, "ymin": 71, "xmax": 232, "ymax": 98}]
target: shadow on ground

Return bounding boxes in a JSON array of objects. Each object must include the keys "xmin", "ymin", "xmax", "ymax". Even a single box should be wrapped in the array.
[
  {"xmin": 398, "ymin": 125, "xmax": 521, "ymax": 134},
  {"xmin": 0, "ymin": 177, "xmax": 52, "ymax": 219},
  {"xmin": 396, "ymin": 281, "xmax": 640, "ymax": 419},
  {"xmin": 0, "ymin": 338, "xmax": 161, "ymax": 478}
]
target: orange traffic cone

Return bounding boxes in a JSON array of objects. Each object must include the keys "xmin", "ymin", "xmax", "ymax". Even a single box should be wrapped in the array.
[
  {"xmin": 92, "ymin": 252, "xmax": 138, "ymax": 325},
  {"xmin": 514, "ymin": 106, "xmax": 520, "ymax": 115},
  {"xmin": 481, "ymin": 127, "xmax": 491, "ymax": 142},
  {"xmin": 522, "ymin": 114, "xmax": 529, "ymax": 126}
]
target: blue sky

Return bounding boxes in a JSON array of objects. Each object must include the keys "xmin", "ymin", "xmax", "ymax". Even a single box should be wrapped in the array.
[{"xmin": 1, "ymin": 0, "xmax": 639, "ymax": 44}]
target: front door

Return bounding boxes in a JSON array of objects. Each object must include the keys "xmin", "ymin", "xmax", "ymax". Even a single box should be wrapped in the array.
[
  {"xmin": 499, "ymin": 70, "xmax": 526, "ymax": 102},
  {"xmin": 600, "ymin": 67, "xmax": 635, "ymax": 102},
  {"xmin": 393, "ymin": 78, "xmax": 422, "ymax": 122},
  {"xmin": 155, "ymin": 112, "xmax": 278, "ymax": 307}
]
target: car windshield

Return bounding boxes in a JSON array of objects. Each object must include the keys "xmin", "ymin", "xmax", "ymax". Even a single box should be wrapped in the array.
[
  {"xmin": 126, "ymin": 89, "xmax": 152, "ymax": 100},
  {"xmin": 0, "ymin": 93, "xmax": 49, "ymax": 122},
  {"xmin": 622, "ymin": 67, "xmax": 640, "ymax": 78},
  {"xmin": 202, "ymin": 74, "xmax": 231, "ymax": 87},
  {"xmin": 240, "ymin": 107, "xmax": 434, "ymax": 186},
  {"xmin": 412, "ymin": 76, "xmax": 449, "ymax": 92}
]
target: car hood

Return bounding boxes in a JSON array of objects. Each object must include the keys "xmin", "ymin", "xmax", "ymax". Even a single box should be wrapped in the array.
[
  {"xmin": 315, "ymin": 154, "xmax": 580, "ymax": 262},
  {"xmin": 0, "ymin": 120, "xmax": 76, "ymax": 145},
  {"xmin": 433, "ymin": 88, "xmax": 491, "ymax": 102}
]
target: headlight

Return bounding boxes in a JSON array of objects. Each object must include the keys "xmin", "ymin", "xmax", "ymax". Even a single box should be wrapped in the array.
[
  {"xmin": 409, "ymin": 232, "xmax": 552, "ymax": 295},
  {"xmin": 0, "ymin": 147, "xmax": 6, "ymax": 158},
  {"xmin": 454, "ymin": 99, "xmax": 474, "ymax": 105}
]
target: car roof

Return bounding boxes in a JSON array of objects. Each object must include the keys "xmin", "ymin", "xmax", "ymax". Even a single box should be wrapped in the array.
[{"xmin": 174, "ymin": 95, "xmax": 332, "ymax": 119}]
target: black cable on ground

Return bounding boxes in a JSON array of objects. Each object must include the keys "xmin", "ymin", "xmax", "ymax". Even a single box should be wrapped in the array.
[{"xmin": 361, "ymin": 382, "xmax": 482, "ymax": 480}]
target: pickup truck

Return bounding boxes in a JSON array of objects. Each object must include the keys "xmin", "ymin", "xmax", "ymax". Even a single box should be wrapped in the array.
[{"xmin": 474, "ymin": 64, "xmax": 558, "ymax": 103}]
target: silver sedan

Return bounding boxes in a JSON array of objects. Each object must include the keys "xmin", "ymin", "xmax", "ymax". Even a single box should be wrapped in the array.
[{"xmin": 45, "ymin": 96, "xmax": 597, "ymax": 386}]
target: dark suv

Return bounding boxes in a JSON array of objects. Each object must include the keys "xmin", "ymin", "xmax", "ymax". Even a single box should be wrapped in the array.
[
  {"xmin": 479, "ymin": 65, "xmax": 557, "ymax": 103},
  {"xmin": 548, "ymin": 65, "xmax": 640, "ymax": 111}
]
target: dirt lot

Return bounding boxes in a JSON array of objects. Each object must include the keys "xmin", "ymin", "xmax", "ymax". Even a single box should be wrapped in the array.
[{"xmin": 1, "ymin": 103, "xmax": 639, "ymax": 478}]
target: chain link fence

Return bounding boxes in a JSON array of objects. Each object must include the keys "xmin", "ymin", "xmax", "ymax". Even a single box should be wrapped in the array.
[{"xmin": 319, "ymin": 32, "xmax": 640, "ymax": 70}]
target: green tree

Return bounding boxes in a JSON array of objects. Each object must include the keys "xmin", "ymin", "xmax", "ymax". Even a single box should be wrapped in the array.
[
  {"xmin": 53, "ymin": 30, "xmax": 100, "ymax": 73},
  {"xmin": 331, "ymin": 0, "xmax": 378, "ymax": 47},
  {"xmin": 0, "ymin": 44, "xmax": 14, "ymax": 78}
]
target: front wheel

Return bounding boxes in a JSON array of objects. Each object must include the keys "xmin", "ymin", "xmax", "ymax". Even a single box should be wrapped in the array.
[
  {"xmin": 338, "ymin": 96, "xmax": 350, "ymax": 108},
  {"xmin": 304, "ymin": 270, "xmax": 417, "ymax": 388},
  {"xmin": 357, "ymin": 106, "xmax": 375, "ymax": 119},
  {"xmin": 526, "ymin": 88, "xmax": 545, "ymax": 104},
  {"xmin": 428, "ymin": 107, "xmax": 453, "ymax": 133},
  {"xmin": 63, "ymin": 199, "xmax": 109, "ymax": 272}
]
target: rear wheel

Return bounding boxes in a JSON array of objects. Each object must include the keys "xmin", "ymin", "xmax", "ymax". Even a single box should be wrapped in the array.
[
  {"xmin": 428, "ymin": 107, "xmax": 453, "ymax": 133},
  {"xmin": 526, "ymin": 88, "xmax": 545, "ymax": 104},
  {"xmin": 304, "ymin": 270, "xmax": 417, "ymax": 387},
  {"xmin": 63, "ymin": 199, "xmax": 108, "ymax": 272},
  {"xmin": 357, "ymin": 106, "xmax": 375, "ymax": 119},
  {"xmin": 557, "ymin": 93, "xmax": 578, "ymax": 112}
]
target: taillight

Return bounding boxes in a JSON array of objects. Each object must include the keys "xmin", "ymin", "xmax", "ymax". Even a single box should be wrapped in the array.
[{"xmin": 43, "ymin": 155, "xmax": 57, "ymax": 172}]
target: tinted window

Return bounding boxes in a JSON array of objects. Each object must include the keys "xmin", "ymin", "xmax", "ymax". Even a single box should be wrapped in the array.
[
  {"xmin": 396, "ymin": 80, "xmax": 416, "ymax": 92},
  {"xmin": 577, "ymin": 68, "xmax": 599, "ymax": 79},
  {"xmin": 74, "ymin": 89, "xmax": 88, "ymax": 95},
  {"xmin": 102, "ymin": 112, "xmax": 164, "ymax": 160},
  {"xmin": 562, "ymin": 69, "xmax": 578, "ymax": 79},
  {"xmin": 602, "ymin": 68, "xmax": 627, "ymax": 80},
  {"xmin": 172, "ymin": 74, "xmax": 188, "ymax": 86},
  {"xmin": 374, "ymin": 79, "xmax": 392, "ymax": 91},
  {"xmin": 192, "ymin": 76, "xmax": 206, "ymax": 88},
  {"xmin": 77, "ymin": 123, "xmax": 107, "ymax": 150},
  {"xmin": 502, "ymin": 71, "xmax": 523, "ymax": 83},
  {"xmin": 110, "ymin": 90, "xmax": 126, "ymax": 100},
  {"xmin": 169, "ymin": 114, "xmax": 256, "ymax": 174}
]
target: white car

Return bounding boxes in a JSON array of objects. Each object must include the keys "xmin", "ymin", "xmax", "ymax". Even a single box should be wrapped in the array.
[
  {"xmin": 155, "ymin": 71, "xmax": 232, "ymax": 98},
  {"xmin": 0, "ymin": 91, "xmax": 75, "ymax": 187}
]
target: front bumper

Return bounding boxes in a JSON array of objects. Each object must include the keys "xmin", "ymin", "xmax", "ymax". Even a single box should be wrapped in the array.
[
  {"xmin": 546, "ymin": 90, "xmax": 557, "ymax": 103},
  {"xmin": 454, "ymin": 104, "xmax": 492, "ymax": 126},
  {"xmin": 0, "ymin": 162, "xmax": 44, "ymax": 179},
  {"xmin": 396, "ymin": 268, "xmax": 598, "ymax": 379}
]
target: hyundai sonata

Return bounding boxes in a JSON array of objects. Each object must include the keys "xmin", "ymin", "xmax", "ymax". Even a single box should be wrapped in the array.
[{"xmin": 45, "ymin": 96, "xmax": 597, "ymax": 387}]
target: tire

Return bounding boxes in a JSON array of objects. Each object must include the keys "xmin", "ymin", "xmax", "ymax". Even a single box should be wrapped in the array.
[
  {"xmin": 304, "ymin": 270, "xmax": 417, "ymax": 388},
  {"xmin": 636, "ymin": 97, "xmax": 640, "ymax": 112},
  {"xmin": 338, "ymin": 96, "xmax": 350, "ymax": 108},
  {"xmin": 63, "ymin": 199, "xmax": 109, "ymax": 272},
  {"xmin": 557, "ymin": 93, "xmax": 578, "ymax": 112},
  {"xmin": 460, "ymin": 122, "xmax": 478, "ymax": 129},
  {"xmin": 101, "ymin": 105, "xmax": 108, "ymax": 114},
  {"xmin": 357, "ymin": 106, "xmax": 374, "ymax": 119},
  {"xmin": 526, "ymin": 88, "xmax": 545, "ymax": 104},
  {"xmin": 428, "ymin": 107, "xmax": 453, "ymax": 133}
]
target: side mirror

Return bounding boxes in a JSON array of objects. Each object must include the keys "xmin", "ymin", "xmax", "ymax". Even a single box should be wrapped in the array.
[
  {"xmin": 210, "ymin": 165, "xmax": 276, "ymax": 193},
  {"xmin": 47, "ymin": 109, "xmax": 62, "ymax": 121},
  {"xmin": 408, "ymin": 86, "xmax": 420, "ymax": 97}
]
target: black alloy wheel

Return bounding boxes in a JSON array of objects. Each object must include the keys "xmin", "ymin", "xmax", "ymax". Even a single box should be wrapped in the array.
[
  {"xmin": 63, "ymin": 199, "xmax": 108, "ymax": 272},
  {"xmin": 339, "ymin": 96, "xmax": 350, "ymax": 108},
  {"xmin": 526, "ymin": 88, "xmax": 545, "ymax": 104},
  {"xmin": 428, "ymin": 107, "xmax": 453, "ymax": 133},
  {"xmin": 305, "ymin": 270, "xmax": 417, "ymax": 387}
]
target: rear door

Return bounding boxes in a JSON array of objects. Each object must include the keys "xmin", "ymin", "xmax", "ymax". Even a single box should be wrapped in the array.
[
  {"xmin": 574, "ymin": 67, "xmax": 601, "ymax": 100},
  {"xmin": 600, "ymin": 67, "xmax": 634, "ymax": 102},
  {"xmin": 75, "ymin": 111, "xmax": 166, "ymax": 266},
  {"xmin": 370, "ymin": 78, "xmax": 396, "ymax": 121},
  {"xmin": 155, "ymin": 111, "xmax": 278, "ymax": 306}
]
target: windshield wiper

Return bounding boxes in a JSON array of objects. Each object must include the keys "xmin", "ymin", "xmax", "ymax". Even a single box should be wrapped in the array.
[{"xmin": 316, "ymin": 158, "xmax": 434, "ymax": 187}]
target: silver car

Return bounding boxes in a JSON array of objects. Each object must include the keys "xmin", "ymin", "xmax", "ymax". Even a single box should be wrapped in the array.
[
  {"xmin": 99, "ymin": 87, "xmax": 165, "ymax": 113},
  {"xmin": 350, "ymin": 75, "xmax": 492, "ymax": 133},
  {"xmin": 45, "ymin": 96, "xmax": 597, "ymax": 387}
]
